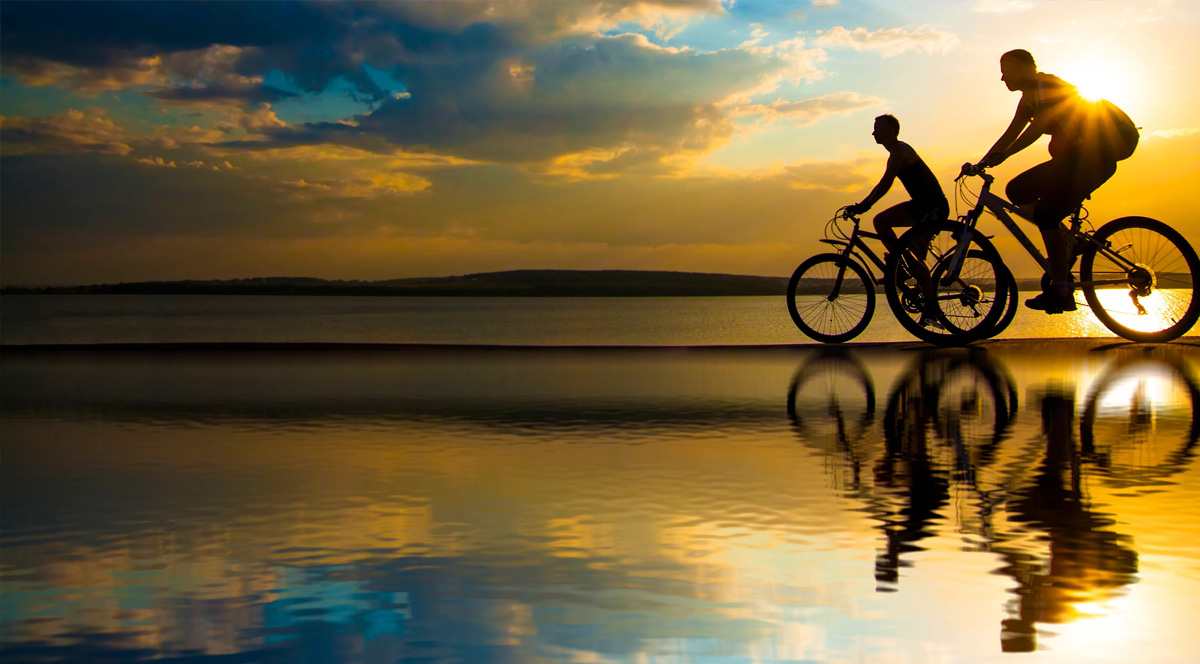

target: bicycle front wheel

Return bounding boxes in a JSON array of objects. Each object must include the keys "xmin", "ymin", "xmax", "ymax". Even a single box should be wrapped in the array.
[
  {"xmin": 1080, "ymin": 216, "xmax": 1200, "ymax": 343},
  {"xmin": 884, "ymin": 221, "xmax": 1012, "ymax": 346},
  {"xmin": 787, "ymin": 254, "xmax": 875, "ymax": 343}
]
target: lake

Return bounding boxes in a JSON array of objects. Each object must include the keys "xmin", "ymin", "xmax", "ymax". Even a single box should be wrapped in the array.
[
  {"xmin": 2, "ymin": 295, "xmax": 1199, "ymax": 662},
  {"xmin": 2, "ymin": 340, "xmax": 1199, "ymax": 663},
  {"xmin": 2, "ymin": 294, "xmax": 1182, "ymax": 346}
]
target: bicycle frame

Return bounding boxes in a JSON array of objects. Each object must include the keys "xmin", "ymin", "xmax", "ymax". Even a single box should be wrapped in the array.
[
  {"xmin": 961, "ymin": 181, "xmax": 1049, "ymax": 274},
  {"xmin": 818, "ymin": 217, "xmax": 889, "ymax": 286},
  {"xmin": 952, "ymin": 170, "xmax": 1143, "ymax": 290}
]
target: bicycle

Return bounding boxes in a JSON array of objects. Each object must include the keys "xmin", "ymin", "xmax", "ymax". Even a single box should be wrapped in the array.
[
  {"xmin": 885, "ymin": 162, "xmax": 1200, "ymax": 344},
  {"xmin": 787, "ymin": 208, "xmax": 1013, "ymax": 343}
]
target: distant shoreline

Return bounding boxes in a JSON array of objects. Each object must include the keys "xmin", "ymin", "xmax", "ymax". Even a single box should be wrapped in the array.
[
  {"xmin": 0, "ymin": 268, "xmax": 1050, "ymax": 297},
  {"xmin": 1, "ymin": 269, "xmax": 790, "ymax": 297}
]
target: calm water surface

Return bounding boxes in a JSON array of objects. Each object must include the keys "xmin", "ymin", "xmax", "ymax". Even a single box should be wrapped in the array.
[
  {"xmin": 5, "ymin": 294, "xmax": 1191, "ymax": 346},
  {"xmin": 2, "ymin": 342, "xmax": 1199, "ymax": 663}
]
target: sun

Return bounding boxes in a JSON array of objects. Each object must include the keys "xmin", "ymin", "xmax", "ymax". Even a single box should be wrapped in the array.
[{"xmin": 1057, "ymin": 56, "xmax": 1135, "ymax": 104}]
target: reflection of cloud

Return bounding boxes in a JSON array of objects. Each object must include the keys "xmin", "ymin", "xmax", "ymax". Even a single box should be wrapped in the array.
[
  {"xmin": 973, "ymin": 0, "xmax": 1034, "ymax": 12},
  {"xmin": 1151, "ymin": 128, "xmax": 1200, "ymax": 139},
  {"xmin": 813, "ymin": 0, "xmax": 839, "ymax": 6},
  {"xmin": 816, "ymin": 25, "xmax": 959, "ymax": 57},
  {"xmin": 732, "ymin": 91, "xmax": 884, "ymax": 126},
  {"xmin": 0, "ymin": 108, "xmax": 133, "ymax": 156}
]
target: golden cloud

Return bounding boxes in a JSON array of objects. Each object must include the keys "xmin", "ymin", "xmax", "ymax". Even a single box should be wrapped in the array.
[{"xmin": 0, "ymin": 107, "xmax": 133, "ymax": 155}]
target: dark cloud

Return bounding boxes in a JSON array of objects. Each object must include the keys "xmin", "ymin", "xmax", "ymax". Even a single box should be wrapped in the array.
[
  {"xmin": 148, "ymin": 83, "xmax": 299, "ymax": 105},
  {"xmin": 226, "ymin": 34, "xmax": 786, "ymax": 164},
  {"xmin": 2, "ymin": 1, "xmax": 764, "ymax": 166},
  {"xmin": 0, "ymin": 1, "xmax": 335, "ymax": 68},
  {"xmin": 0, "ymin": 1, "xmax": 721, "ymax": 102}
]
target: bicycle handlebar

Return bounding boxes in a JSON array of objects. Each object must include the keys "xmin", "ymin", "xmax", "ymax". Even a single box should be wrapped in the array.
[{"xmin": 957, "ymin": 161, "xmax": 993, "ymax": 181}]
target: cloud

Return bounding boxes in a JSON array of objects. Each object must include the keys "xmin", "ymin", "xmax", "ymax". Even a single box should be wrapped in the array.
[
  {"xmin": 812, "ymin": 0, "xmax": 840, "ymax": 7},
  {"xmin": 366, "ymin": 0, "xmax": 727, "ymax": 41},
  {"xmin": 973, "ymin": 0, "xmax": 1035, "ymax": 13},
  {"xmin": 280, "ymin": 171, "xmax": 432, "ymax": 199},
  {"xmin": 739, "ymin": 24, "xmax": 769, "ymax": 49},
  {"xmin": 1151, "ymin": 128, "xmax": 1200, "ymax": 139},
  {"xmin": 780, "ymin": 161, "xmax": 869, "ymax": 191},
  {"xmin": 816, "ymin": 25, "xmax": 959, "ymax": 57},
  {"xmin": 731, "ymin": 91, "xmax": 885, "ymax": 126},
  {"xmin": 226, "ymin": 32, "xmax": 801, "ymax": 168},
  {"xmin": 136, "ymin": 156, "xmax": 177, "ymax": 168},
  {"xmin": 2, "ymin": 3, "xmax": 815, "ymax": 173},
  {"xmin": 0, "ymin": 107, "xmax": 133, "ymax": 156},
  {"xmin": 726, "ymin": 38, "xmax": 828, "ymax": 104}
]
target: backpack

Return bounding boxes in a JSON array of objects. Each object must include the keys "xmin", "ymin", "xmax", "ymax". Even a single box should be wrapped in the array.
[
  {"xmin": 1088, "ymin": 98, "xmax": 1139, "ymax": 161},
  {"xmin": 1034, "ymin": 75, "xmax": 1139, "ymax": 162}
]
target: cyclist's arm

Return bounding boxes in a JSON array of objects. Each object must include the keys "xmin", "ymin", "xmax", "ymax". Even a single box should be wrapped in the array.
[
  {"xmin": 985, "ymin": 103, "xmax": 1032, "ymax": 163},
  {"xmin": 857, "ymin": 152, "xmax": 901, "ymax": 210},
  {"xmin": 1001, "ymin": 119, "xmax": 1048, "ymax": 158}
]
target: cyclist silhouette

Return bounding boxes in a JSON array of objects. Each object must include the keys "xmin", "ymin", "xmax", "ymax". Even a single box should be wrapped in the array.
[
  {"xmin": 980, "ymin": 49, "xmax": 1138, "ymax": 313},
  {"xmin": 847, "ymin": 114, "xmax": 949, "ymax": 251}
]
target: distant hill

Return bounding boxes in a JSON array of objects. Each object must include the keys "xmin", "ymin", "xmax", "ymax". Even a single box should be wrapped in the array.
[{"xmin": 2, "ymin": 270, "xmax": 792, "ymax": 297}]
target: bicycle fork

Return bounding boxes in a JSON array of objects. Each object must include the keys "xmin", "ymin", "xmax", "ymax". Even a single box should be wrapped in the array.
[{"xmin": 940, "ymin": 226, "xmax": 975, "ymax": 287}]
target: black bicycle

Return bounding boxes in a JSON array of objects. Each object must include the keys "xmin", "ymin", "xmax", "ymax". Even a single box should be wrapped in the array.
[
  {"xmin": 884, "ymin": 163, "xmax": 1200, "ymax": 344},
  {"xmin": 787, "ymin": 207, "xmax": 1013, "ymax": 343}
]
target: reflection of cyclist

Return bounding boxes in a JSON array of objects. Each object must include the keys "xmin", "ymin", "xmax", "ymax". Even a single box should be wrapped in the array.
[
  {"xmin": 980, "ymin": 49, "xmax": 1138, "ymax": 313},
  {"xmin": 847, "ymin": 114, "xmax": 949, "ymax": 251},
  {"xmin": 1000, "ymin": 385, "xmax": 1138, "ymax": 652}
]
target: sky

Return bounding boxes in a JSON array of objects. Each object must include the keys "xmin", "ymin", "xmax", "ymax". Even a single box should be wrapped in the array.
[{"xmin": 2, "ymin": 0, "xmax": 1198, "ymax": 285}]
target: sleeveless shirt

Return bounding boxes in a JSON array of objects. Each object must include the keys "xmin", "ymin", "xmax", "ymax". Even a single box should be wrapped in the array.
[{"xmin": 897, "ymin": 154, "xmax": 945, "ymax": 205}]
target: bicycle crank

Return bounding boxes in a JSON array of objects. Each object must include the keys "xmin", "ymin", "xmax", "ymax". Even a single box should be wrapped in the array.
[{"xmin": 1128, "ymin": 263, "xmax": 1155, "ymax": 316}]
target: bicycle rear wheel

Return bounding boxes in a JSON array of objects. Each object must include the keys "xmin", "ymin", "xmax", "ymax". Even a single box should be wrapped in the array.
[
  {"xmin": 787, "ymin": 254, "xmax": 875, "ymax": 343},
  {"xmin": 1079, "ymin": 216, "xmax": 1200, "ymax": 343},
  {"xmin": 884, "ymin": 221, "xmax": 1012, "ymax": 346}
]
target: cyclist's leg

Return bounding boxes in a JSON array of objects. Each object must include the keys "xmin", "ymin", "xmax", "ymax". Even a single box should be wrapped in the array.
[
  {"xmin": 879, "ymin": 201, "xmax": 941, "ymax": 322},
  {"xmin": 1036, "ymin": 156, "xmax": 1118, "ymax": 285},
  {"xmin": 1005, "ymin": 160, "xmax": 1058, "ymax": 207},
  {"xmin": 873, "ymin": 202, "xmax": 918, "ymax": 251},
  {"xmin": 1006, "ymin": 158, "xmax": 1077, "ymax": 310}
]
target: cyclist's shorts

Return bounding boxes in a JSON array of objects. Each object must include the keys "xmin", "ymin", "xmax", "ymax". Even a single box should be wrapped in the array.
[
  {"xmin": 1007, "ymin": 155, "xmax": 1117, "ymax": 230},
  {"xmin": 903, "ymin": 197, "xmax": 950, "ymax": 225}
]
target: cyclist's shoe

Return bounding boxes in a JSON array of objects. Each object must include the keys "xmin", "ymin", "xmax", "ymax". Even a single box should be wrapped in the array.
[
  {"xmin": 1024, "ymin": 290, "xmax": 1077, "ymax": 314},
  {"xmin": 918, "ymin": 310, "xmax": 946, "ymax": 330}
]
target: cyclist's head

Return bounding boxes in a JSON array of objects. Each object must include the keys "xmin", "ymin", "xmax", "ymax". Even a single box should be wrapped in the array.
[
  {"xmin": 999, "ymin": 49, "xmax": 1037, "ymax": 91},
  {"xmin": 872, "ymin": 114, "xmax": 900, "ymax": 143}
]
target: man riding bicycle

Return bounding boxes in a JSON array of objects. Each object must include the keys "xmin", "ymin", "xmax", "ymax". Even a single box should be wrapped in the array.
[
  {"xmin": 980, "ymin": 49, "xmax": 1138, "ymax": 313},
  {"xmin": 847, "ymin": 114, "xmax": 949, "ymax": 251}
]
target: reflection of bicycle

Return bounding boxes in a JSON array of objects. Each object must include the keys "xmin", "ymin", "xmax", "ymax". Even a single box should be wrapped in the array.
[
  {"xmin": 1080, "ymin": 352, "xmax": 1200, "ymax": 488},
  {"xmin": 786, "ymin": 208, "xmax": 1010, "ymax": 343},
  {"xmin": 885, "ymin": 163, "xmax": 1200, "ymax": 344},
  {"xmin": 882, "ymin": 348, "xmax": 1019, "ymax": 471},
  {"xmin": 785, "ymin": 349, "xmax": 876, "ymax": 464}
]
